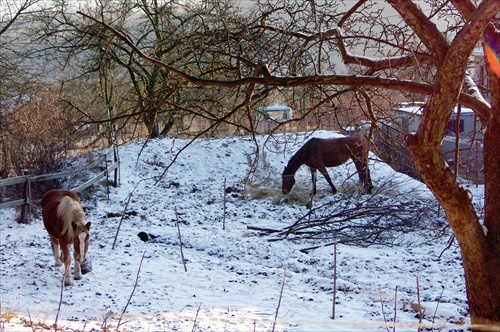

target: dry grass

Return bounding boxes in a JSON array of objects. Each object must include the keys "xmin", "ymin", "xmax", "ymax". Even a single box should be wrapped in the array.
[
  {"xmin": 1, "ymin": 307, "xmax": 17, "ymax": 325},
  {"xmin": 245, "ymin": 183, "xmax": 311, "ymax": 206}
]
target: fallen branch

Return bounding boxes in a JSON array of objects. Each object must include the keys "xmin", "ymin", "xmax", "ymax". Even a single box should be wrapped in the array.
[
  {"xmin": 248, "ymin": 193, "xmax": 443, "ymax": 248},
  {"xmin": 246, "ymin": 226, "xmax": 281, "ymax": 234}
]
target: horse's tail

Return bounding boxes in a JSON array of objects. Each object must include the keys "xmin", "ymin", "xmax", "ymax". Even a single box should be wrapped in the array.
[{"xmin": 57, "ymin": 196, "xmax": 86, "ymax": 241}]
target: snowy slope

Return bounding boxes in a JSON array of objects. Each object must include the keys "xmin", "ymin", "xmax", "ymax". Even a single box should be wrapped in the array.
[{"xmin": 1, "ymin": 131, "xmax": 480, "ymax": 331}]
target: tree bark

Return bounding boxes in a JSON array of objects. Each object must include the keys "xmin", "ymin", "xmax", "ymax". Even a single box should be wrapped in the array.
[
  {"xmin": 475, "ymin": 38, "xmax": 500, "ymax": 326},
  {"xmin": 483, "ymin": 37, "xmax": 500, "ymax": 244}
]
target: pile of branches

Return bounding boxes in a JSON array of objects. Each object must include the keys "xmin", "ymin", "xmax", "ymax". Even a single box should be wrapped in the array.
[{"xmin": 249, "ymin": 194, "xmax": 445, "ymax": 251}]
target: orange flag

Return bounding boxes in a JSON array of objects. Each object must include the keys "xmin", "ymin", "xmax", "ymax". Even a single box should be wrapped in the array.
[{"xmin": 484, "ymin": 33, "xmax": 500, "ymax": 78}]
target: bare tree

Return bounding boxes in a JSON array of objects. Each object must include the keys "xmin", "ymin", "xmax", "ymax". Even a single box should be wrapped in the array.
[
  {"xmin": 0, "ymin": 0, "xmax": 63, "ymax": 179},
  {"xmin": 0, "ymin": 0, "xmax": 48, "ymax": 100},
  {"xmin": 41, "ymin": 0, "xmax": 279, "ymax": 139}
]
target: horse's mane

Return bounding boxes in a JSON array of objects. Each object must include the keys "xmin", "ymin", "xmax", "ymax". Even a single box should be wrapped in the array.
[
  {"xmin": 286, "ymin": 140, "xmax": 310, "ymax": 173},
  {"xmin": 57, "ymin": 196, "xmax": 86, "ymax": 240}
]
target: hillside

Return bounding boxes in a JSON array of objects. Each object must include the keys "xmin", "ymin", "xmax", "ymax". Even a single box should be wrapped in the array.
[{"xmin": 0, "ymin": 131, "xmax": 481, "ymax": 331}]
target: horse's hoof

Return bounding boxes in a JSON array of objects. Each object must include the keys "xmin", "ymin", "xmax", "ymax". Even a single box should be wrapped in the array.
[
  {"xmin": 74, "ymin": 275, "xmax": 82, "ymax": 280},
  {"xmin": 81, "ymin": 260, "xmax": 92, "ymax": 274},
  {"xmin": 64, "ymin": 280, "xmax": 74, "ymax": 287},
  {"xmin": 55, "ymin": 262, "xmax": 62, "ymax": 267}
]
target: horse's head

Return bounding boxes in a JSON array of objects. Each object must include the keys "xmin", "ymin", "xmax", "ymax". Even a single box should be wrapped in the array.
[
  {"xmin": 73, "ymin": 221, "xmax": 91, "ymax": 264},
  {"xmin": 282, "ymin": 166, "xmax": 295, "ymax": 194}
]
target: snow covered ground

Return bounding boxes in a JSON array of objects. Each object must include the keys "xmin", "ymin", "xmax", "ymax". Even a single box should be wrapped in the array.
[{"xmin": 1, "ymin": 131, "xmax": 482, "ymax": 331}]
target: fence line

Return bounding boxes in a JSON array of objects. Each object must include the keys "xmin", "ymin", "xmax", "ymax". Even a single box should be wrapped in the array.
[{"xmin": 0, "ymin": 147, "xmax": 119, "ymax": 212}]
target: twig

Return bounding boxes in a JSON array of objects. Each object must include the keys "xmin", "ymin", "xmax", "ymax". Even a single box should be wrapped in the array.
[
  {"xmin": 117, "ymin": 251, "xmax": 146, "ymax": 330},
  {"xmin": 175, "ymin": 207, "xmax": 188, "ymax": 272},
  {"xmin": 101, "ymin": 313, "xmax": 109, "ymax": 331},
  {"xmin": 438, "ymin": 234, "xmax": 455, "ymax": 259},
  {"xmin": 113, "ymin": 179, "xmax": 145, "ymax": 250},
  {"xmin": 379, "ymin": 287, "xmax": 390, "ymax": 332},
  {"xmin": 191, "ymin": 303, "xmax": 202, "ymax": 332},
  {"xmin": 393, "ymin": 286, "xmax": 398, "ymax": 332},
  {"xmin": 301, "ymin": 241, "xmax": 340, "ymax": 253},
  {"xmin": 331, "ymin": 241, "xmax": 337, "ymax": 320},
  {"xmin": 431, "ymin": 286, "xmax": 445, "ymax": 331},
  {"xmin": 246, "ymin": 226, "xmax": 281, "ymax": 234},
  {"xmin": 272, "ymin": 269, "xmax": 286, "ymax": 332},
  {"xmin": 416, "ymin": 276, "xmax": 425, "ymax": 332},
  {"xmin": 283, "ymin": 209, "xmax": 313, "ymax": 237},
  {"xmin": 224, "ymin": 305, "xmax": 230, "ymax": 332},
  {"xmin": 27, "ymin": 309, "xmax": 34, "ymax": 332},
  {"xmin": 223, "ymin": 177, "xmax": 227, "ymax": 231},
  {"xmin": 54, "ymin": 269, "xmax": 66, "ymax": 330}
]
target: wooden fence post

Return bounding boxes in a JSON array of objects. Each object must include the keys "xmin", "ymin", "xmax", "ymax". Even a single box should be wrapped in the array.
[
  {"xmin": 19, "ymin": 170, "xmax": 31, "ymax": 224},
  {"xmin": 106, "ymin": 104, "xmax": 120, "ymax": 188},
  {"xmin": 112, "ymin": 144, "xmax": 119, "ymax": 187}
]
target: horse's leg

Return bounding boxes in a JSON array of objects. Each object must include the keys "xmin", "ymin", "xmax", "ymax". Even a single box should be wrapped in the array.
[
  {"xmin": 365, "ymin": 164, "xmax": 373, "ymax": 194},
  {"xmin": 60, "ymin": 243, "xmax": 73, "ymax": 286},
  {"xmin": 310, "ymin": 168, "xmax": 318, "ymax": 196},
  {"xmin": 50, "ymin": 238, "xmax": 63, "ymax": 267},
  {"xmin": 354, "ymin": 160, "xmax": 372, "ymax": 194},
  {"xmin": 306, "ymin": 170, "xmax": 318, "ymax": 209},
  {"xmin": 317, "ymin": 166, "xmax": 337, "ymax": 194},
  {"xmin": 73, "ymin": 250, "xmax": 82, "ymax": 280}
]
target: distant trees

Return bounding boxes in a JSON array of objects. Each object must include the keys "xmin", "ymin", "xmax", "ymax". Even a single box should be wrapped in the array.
[
  {"xmin": 1, "ymin": 0, "xmax": 46, "ymax": 105},
  {"xmin": 40, "ymin": 0, "xmax": 282, "ymax": 139}
]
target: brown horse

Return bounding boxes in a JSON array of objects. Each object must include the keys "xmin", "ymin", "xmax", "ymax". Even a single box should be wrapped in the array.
[
  {"xmin": 282, "ymin": 137, "xmax": 373, "ymax": 197},
  {"xmin": 41, "ymin": 189, "xmax": 91, "ymax": 286}
]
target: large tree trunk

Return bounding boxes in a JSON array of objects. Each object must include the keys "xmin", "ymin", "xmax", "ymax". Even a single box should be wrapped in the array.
[
  {"xmin": 405, "ymin": 51, "xmax": 500, "ymax": 332},
  {"xmin": 399, "ymin": 1, "xmax": 500, "ymax": 327},
  {"xmin": 406, "ymin": 115, "xmax": 500, "ymax": 328}
]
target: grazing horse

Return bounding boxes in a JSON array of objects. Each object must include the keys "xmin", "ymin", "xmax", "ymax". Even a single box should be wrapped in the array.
[
  {"xmin": 41, "ymin": 189, "xmax": 91, "ymax": 286},
  {"xmin": 282, "ymin": 137, "xmax": 373, "ymax": 197}
]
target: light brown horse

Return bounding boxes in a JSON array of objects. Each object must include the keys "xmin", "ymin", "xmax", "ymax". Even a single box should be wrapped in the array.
[
  {"xmin": 282, "ymin": 137, "xmax": 373, "ymax": 197},
  {"xmin": 41, "ymin": 189, "xmax": 91, "ymax": 286}
]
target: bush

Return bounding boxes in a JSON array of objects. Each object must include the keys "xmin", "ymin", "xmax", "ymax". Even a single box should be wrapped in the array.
[{"xmin": 0, "ymin": 91, "xmax": 85, "ymax": 202}]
